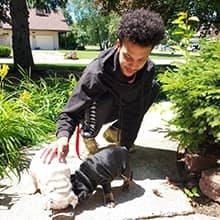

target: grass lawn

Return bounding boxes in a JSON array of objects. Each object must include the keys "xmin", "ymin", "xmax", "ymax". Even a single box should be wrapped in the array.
[
  {"xmin": 59, "ymin": 49, "xmax": 99, "ymax": 59},
  {"xmin": 59, "ymin": 47, "xmax": 184, "ymax": 60},
  {"xmin": 5, "ymin": 47, "xmax": 184, "ymax": 73}
]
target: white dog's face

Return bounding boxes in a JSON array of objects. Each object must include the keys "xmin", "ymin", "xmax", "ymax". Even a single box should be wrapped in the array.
[{"xmin": 28, "ymin": 149, "xmax": 78, "ymax": 210}]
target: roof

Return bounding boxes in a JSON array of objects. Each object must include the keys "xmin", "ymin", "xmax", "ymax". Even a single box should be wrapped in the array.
[{"xmin": 1, "ymin": 9, "xmax": 71, "ymax": 32}]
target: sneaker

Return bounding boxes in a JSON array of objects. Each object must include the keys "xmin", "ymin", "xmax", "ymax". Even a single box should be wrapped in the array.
[
  {"xmin": 103, "ymin": 126, "xmax": 137, "ymax": 153},
  {"xmin": 103, "ymin": 126, "xmax": 121, "ymax": 143},
  {"xmin": 50, "ymin": 206, "xmax": 75, "ymax": 220},
  {"xmin": 83, "ymin": 137, "xmax": 99, "ymax": 155}
]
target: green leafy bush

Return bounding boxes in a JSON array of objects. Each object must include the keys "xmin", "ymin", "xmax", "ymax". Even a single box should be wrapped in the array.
[
  {"xmin": 16, "ymin": 68, "xmax": 77, "ymax": 123},
  {"xmin": 0, "ymin": 65, "xmax": 78, "ymax": 178},
  {"xmin": 158, "ymin": 41, "xmax": 220, "ymax": 153},
  {"xmin": 0, "ymin": 45, "xmax": 11, "ymax": 57},
  {"xmin": 0, "ymin": 94, "xmax": 54, "ymax": 178}
]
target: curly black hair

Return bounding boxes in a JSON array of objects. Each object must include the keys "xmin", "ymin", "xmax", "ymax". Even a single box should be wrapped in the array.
[{"xmin": 117, "ymin": 8, "xmax": 165, "ymax": 47}]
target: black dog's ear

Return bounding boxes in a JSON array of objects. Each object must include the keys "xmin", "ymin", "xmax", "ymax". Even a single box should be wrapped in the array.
[
  {"xmin": 70, "ymin": 174, "xmax": 75, "ymax": 183},
  {"xmin": 78, "ymin": 191, "xmax": 91, "ymax": 202}
]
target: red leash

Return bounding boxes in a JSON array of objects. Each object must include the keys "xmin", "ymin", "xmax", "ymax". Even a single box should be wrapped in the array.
[{"xmin": 75, "ymin": 125, "xmax": 81, "ymax": 159}]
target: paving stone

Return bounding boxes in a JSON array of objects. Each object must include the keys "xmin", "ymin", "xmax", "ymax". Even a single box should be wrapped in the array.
[{"xmin": 0, "ymin": 102, "xmax": 215, "ymax": 220}]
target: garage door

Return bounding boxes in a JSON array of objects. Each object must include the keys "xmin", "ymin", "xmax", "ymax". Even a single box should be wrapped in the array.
[
  {"xmin": 0, "ymin": 35, "xmax": 7, "ymax": 46},
  {"xmin": 36, "ymin": 36, "xmax": 54, "ymax": 50}
]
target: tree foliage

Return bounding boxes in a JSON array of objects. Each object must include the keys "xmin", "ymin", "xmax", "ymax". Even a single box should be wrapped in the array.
[
  {"xmin": 95, "ymin": 0, "xmax": 220, "ymax": 30},
  {"xmin": 0, "ymin": 0, "xmax": 68, "ymax": 70},
  {"xmin": 0, "ymin": 0, "xmax": 10, "ymax": 24},
  {"xmin": 27, "ymin": 0, "xmax": 67, "ymax": 11},
  {"xmin": 171, "ymin": 12, "xmax": 200, "ymax": 58},
  {"xmin": 69, "ymin": 0, "xmax": 119, "ymax": 50}
]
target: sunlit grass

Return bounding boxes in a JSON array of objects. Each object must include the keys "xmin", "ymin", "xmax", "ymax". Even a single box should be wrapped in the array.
[{"xmin": 59, "ymin": 47, "xmax": 184, "ymax": 60}]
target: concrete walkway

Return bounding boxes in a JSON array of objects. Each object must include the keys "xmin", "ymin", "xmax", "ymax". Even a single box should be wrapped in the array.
[{"xmin": 0, "ymin": 102, "xmax": 219, "ymax": 220}]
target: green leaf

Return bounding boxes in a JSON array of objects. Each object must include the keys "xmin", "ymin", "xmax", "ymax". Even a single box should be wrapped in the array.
[
  {"xmin": 177, "ymin": 12, "xmax": 187, "ymax": 18},
  {"xmin": 184, "ymin": 188, "xmax": 194, "ymax": 197},
  {"xmin": 173, "ymin": 31, "xmax": 185, "ymax": 35},
  {"xmin": 191, "ymin": 187, "xmax": 200, "ymax": 197},
  {"xmin": 172, "ymin": 19, "xmax": 184, "ymax": 24},
  {"xmin": 188, "ymin": 16, "xmax": 200, "ymax": 22}
]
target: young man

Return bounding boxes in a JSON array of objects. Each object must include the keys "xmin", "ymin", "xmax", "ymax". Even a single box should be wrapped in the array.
[{"xmin": 41, "ymin": 8, "xmax": 165, "ymax": 163}]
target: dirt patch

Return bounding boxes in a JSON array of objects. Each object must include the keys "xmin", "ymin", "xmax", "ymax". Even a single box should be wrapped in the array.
[
  {"xmin": 176, "ymin": 153, "xmax": 220, "ymax": 218},
  {"xmin": 191, "ymin": 194, "xmax": 220, "ymax": 218}
]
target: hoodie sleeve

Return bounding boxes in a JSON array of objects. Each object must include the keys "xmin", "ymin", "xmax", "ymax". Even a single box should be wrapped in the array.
[{"xmin": 56, "ymin": 59, "xmax": 106, "ymax": 140}]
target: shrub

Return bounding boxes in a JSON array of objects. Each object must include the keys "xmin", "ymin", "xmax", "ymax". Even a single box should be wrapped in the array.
[
  {"xmin": 0, "ymin": 66, "xmax": 53, "ymax": 178},
  {"xmin": 0, "ymin": 45, "xmax": 11, "ymax": 57},
  {"xmin": 16, "ymin": 68, "xmax": 77, "ymax": 123},
  {"xmin": 158, "ymin": 41, "xmax": 220, "ymax": 153},
  {"xmin": 0, "ymin": 65, "xmax": 78, "ymax": 178},
  {"xmin": 0, "ymin": 94, "xmax": 53, "ymax": 178}
]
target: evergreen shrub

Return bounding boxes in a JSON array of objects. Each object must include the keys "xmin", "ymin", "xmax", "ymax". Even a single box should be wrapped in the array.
[{"xmin": 158, "ymin": 41, "xmax": 220, "ymax": 153}]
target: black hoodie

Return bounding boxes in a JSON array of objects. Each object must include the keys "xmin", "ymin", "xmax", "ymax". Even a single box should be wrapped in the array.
[{"xmin": 56, "ymin": 46, "xmax": 156, "ymax": 146}]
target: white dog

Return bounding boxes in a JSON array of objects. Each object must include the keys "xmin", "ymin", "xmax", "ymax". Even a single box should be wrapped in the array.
[{"xmin": 28, "ymin": 148, "xmax": 78, "ymax": 211}]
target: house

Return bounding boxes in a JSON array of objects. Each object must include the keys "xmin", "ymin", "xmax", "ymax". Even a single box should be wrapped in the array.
[{"xmin": 0, "ymin": 9, "xmax": 71, "ymax": 50}]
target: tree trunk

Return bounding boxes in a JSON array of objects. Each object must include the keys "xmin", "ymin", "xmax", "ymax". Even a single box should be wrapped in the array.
[
  {"xmin": 10, "ymin": 0, "xmax": 34, "ymax": 71},
  {"xmin": 95, "ymin": 27, "xmax": 104, "ymax": 50}
]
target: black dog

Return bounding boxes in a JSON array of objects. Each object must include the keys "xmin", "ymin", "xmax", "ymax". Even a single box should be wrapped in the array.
[{"xmin": 71, "ymin": 145, "xmax": 132, "ymax": 208}]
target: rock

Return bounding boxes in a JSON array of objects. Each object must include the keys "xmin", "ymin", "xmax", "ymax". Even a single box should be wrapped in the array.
[
  {"xmin": 64, "ymin": 51, "xmax": 78, "ymax": 60},
  {"xmin": 199, "ymin": 168, "xmax": 220, "ymax": 203},
  {"xmin": 184, "ymin": 153, "xmax": 218, "ymax": 173}
]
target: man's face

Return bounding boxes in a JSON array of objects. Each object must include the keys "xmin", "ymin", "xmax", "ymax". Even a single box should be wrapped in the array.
[{"xmin": 117, "ymin": 39, "xmax": 152, "ymax": 77}]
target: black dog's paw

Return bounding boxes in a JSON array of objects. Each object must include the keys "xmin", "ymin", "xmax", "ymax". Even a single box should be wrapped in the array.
[
  {"xmin": 121, "ymin": 171, "xmax": 133, "ymax": 191},
  {"xmin": 105, "ymin": 200, "xmax": 115, "ymax": 208},
  {"xmin": 104, "ymin": 192, "xmax": 115, "ymax": 208},
  {"xmin": 122, "ymin": 180, "xmax": 130, "ymax": 191}
]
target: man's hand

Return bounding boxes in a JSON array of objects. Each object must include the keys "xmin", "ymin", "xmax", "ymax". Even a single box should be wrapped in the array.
[{"xmin": 40, "ymin": 137, "xmax": 69, "ymax": 164}]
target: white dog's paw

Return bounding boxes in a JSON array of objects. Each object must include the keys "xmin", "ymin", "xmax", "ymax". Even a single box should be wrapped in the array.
[
  {"xmin": 26, "ymin": 185, "xmax": 39, "ymax": 195},
  {"xmin": 25, "ymin": 182, "xmax": 39, "ymax": 195},
  {"xmin": 24, "ymin": 172, "xmax": 39, "ymax": 195},
  {"xmin": 70, "ymin": 194, "xmax": 78, "ymax": 209}
]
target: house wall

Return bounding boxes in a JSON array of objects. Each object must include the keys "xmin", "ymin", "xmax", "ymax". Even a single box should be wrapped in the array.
[{"xmin": 0, "ymin": 30, "xmax": 59, "ymax": 50}]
